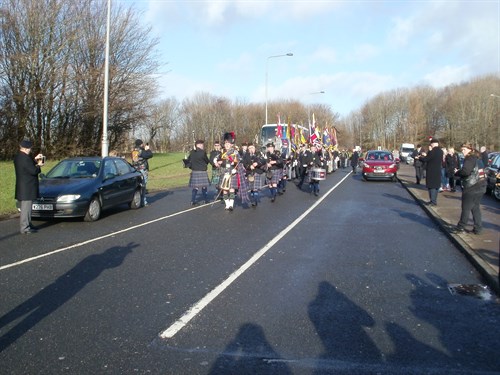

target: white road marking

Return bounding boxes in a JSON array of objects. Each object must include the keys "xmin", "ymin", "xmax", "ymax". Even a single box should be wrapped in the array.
[
  {"xmin": 159, "ymin": 172, "xmax": 352, "ymax": 339},
  {"xmin": 0, "ymin": 204, "xmax": 210, "ymax": 271}
]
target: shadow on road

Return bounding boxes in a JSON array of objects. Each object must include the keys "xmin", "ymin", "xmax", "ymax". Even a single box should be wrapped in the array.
[
  {"xmin": 0, "ymin": 242, "xmax": 137, "ymax": 352},
  {"xmin": 308, "ymin": 281, "xmax": 381, "ymax": 373},
  {"xmin": 208, "ymin": 322, "xmax": 292, "ymax": 375}
]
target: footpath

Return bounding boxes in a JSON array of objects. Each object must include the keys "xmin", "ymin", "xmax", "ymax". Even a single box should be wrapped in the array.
[{"xmin": 397, "ymin": 164, "xmax": 500, "ymax": 294}]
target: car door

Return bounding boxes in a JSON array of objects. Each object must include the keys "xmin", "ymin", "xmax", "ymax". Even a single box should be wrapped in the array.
[
  {"xmin": 100, "ymin": 159, "xmax": 121, "ymax": 208},
  {"xmin": 114, "ymin": 159, "xmax": 138, "ymax": 204}
]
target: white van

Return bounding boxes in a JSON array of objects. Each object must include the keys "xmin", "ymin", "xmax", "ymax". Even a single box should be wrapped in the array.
[{"xmin": 400, "ymin": 143, "xmax": 415, "ymax": 162}]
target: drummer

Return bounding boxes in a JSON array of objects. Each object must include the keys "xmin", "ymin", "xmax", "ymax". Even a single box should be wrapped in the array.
[
  {"xmin": 265, "ymin": 142, "xmax": 283, "ymax": 202},
  {"xmin": 306, "ymin": 143, "xmax": 324, "ymax": 196}
]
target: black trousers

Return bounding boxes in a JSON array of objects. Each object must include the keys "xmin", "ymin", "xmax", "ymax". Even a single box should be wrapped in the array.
[{"xmin": 458, "ymin": 184, "xmax": 486, "ymax": 231}]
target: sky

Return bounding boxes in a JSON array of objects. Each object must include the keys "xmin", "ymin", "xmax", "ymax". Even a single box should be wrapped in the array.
[{"xmin": 118, "ymin": 0, "xmax": 499, "ymax": 118}]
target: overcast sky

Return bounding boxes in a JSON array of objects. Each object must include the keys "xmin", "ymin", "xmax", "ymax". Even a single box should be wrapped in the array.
[{"xmin": 121, "ymin": 0, "xmax": 499, "ymax": 118}]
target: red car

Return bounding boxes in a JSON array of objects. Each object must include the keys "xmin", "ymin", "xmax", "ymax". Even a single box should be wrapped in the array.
[{"xmin": 361, "ymin": 150, "xmax": 399, "ymax": 181}]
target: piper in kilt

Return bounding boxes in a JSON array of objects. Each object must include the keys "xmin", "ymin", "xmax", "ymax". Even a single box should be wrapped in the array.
[
  {"xmin": 243, "ymin": 143, "xmax": 266, "ymax": 207},
  {"xmin": 216, "ymin": 133, "xmax": 240, "ymax": 211},
  {"xmin": 187, "ymin": 140, "xmax": 210, "ymax": 205},
  {"xmin": 265, "ymin": 143, "xmax": 283, "ymax": 202}
]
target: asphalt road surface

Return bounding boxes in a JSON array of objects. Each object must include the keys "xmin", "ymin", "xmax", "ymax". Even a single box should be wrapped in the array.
[{"xmin": 1, "ymin": 168, "xmax": 499, "ymax": 374}]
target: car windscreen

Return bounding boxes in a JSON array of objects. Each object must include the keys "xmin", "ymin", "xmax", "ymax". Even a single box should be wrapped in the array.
[
  {"xmin": 367, "ymin": 152, "xmax": 393, "ymax": 161},
  {"xmin": 46, "ymin": 160, "xmax": 101, "ymax": 178}
]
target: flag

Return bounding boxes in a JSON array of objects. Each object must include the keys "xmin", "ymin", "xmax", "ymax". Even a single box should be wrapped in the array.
[
  {"xmin": 300, "ymin": 128, "xmax": 307, "ymax": 144},
  {"xmin": 323, "ymin": 128, "xmax": 331, "ymax": 146},
  {"xmin": 331, "ymin": 127, "xmax": 338, "ymax": 146},
  {"xmin": 309, "ymin": 113, "xmax": 317, "ymax": 144},
  {"xmin": 276, "ymin": 113, "xmax": 283, "ymax": 138}
]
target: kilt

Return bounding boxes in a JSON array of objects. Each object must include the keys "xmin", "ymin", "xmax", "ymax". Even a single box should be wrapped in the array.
[
  {"xmin": 248, "ymin": 172, "xmax": 265, "ymax": 191},
  {"xmin": 189, "ymin": 170, "xmax": 209, "ymax": 189},
  {"xmin": 267, "ymin": 169, "xmax": 281, "ymax": 185}
]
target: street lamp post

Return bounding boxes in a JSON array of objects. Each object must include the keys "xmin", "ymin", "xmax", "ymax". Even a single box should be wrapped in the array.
[
  {"xmin": 101, "ymin": 0, "xmax": 111, "ymax": 157},
  {"xmin": 265, "ymin": 53, "xmax": 293, "ymax": 125}
]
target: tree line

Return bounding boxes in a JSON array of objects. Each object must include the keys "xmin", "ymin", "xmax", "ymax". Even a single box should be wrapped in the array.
[
  {"xmin": 339, "ymin": 75, "xmax": 499, "ymax": 152},
  {"xmin": 1, "ymin": 0, "xmax": 498, "ymax": 160}
]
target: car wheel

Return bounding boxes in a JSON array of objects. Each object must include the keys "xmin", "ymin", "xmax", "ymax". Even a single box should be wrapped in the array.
[
  {"xmin": 84, "ymin": 196, "xmax": 101, "ymax": 222},
  {"xmin": 129, "ymin": 189, "xmax": 142, "ymax": 209},
  {"xmin": 494, "ymin": 186, "xmax": 500, "ymax": 201}
]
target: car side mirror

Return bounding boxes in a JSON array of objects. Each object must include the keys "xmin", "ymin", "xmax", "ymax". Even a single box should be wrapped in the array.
[
  {"xmin": 39, "ymin": 173, "xmax": 46, "ymax": 179},
  {"xmin": 359, "ymin": 157, "xmax": 364, "ymax": 162},
  {"xmin": 105, "ymin": 173, "xmax": 115, "ymax": 180},
  {"xmin": 395, "ymin": 158, "xmax": 400, "ymax": 163}
]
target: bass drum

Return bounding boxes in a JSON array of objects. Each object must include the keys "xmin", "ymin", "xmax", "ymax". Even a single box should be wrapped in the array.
[{"xmin": 310, "ymin": 168, "xmax": 326, "ymax": 181}]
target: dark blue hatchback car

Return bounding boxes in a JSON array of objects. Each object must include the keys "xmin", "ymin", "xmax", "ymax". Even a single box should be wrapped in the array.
[{"xmin": 32, "ymin": 156, "xmax": 143, "ymax": 221}]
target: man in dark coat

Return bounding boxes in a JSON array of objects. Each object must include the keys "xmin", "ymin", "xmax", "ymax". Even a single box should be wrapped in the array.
[
  {"xmin": 420, "ymin": 138, "xmax": 444, "ymax": 206},
  {"xmin": 14, "ymin": 139, "xmax": 44, "ymax": 234},
  {"xmin": 411, "ymin": 144, "xmax": 425, "ymax": 184},
  {"xmin": 187, "ymin": 140, "xmax": 210, "ymax": 205},
  {"xmin": 350, "ymin": 148, "xmax": 359, "ymax": 174}
]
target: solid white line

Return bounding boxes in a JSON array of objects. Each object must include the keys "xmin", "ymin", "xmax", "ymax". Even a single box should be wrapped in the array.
[
  {"xmin": 159, "ymin": 172, "xmax": 352, "ymax": 339},
  {"xmin": 0, "ymin": 203, "xmax": 210, "ymax": 271}
]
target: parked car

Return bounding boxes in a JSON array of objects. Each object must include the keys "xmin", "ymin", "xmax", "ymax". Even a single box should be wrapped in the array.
[
  {"xmin": 360, "ymin": 150, "xmax": 399, "ymax": 181},
  {"xmin": 32, "ymin": 156, "xmax": 144, "ymax": 221},
  {"xmin": 485, "ymin": 153, "xmax": 500, "ymax": 201},
  {"xmin": 487, "ymin": 151, "xmax": 499, "ymax": 167}
]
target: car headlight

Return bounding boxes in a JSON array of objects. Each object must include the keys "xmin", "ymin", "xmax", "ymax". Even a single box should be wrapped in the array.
[
  {"xmin": 389, "ymin": 164, "xmax": 397, "ymax": 169},
  {"xmin": 57, "ymin": 194, "xmax": 81, "ymax": 202}
]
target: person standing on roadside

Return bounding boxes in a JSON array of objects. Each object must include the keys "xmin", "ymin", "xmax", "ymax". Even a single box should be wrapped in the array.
[
  {"xmin": 350, "ymin": 148, "xmax": 359, "ymax": 174},
  {"xmin": 480, "ymin": 146, "xmax": 489, "ymax": 167},
  {"xmin": 453, "ymin": 143, "xmax": 487, "ymax": 234},
  {"xmin": 132, "ymin": 139, "xmax": 153, "ymax": 206},
  {"xmin": 419, "ymin": 138, "xmax": 443, "ymax": 206},
  {"xmin": 14, "ymin": 139, "xmax": 44, "ymax": 234},
  {"xmin": 411, "ymin": 144, "xmax": 425, "ymax": 185},
  {"xmin": 445, "ymin": 147, "xmax": 459, "ymax": 192}
]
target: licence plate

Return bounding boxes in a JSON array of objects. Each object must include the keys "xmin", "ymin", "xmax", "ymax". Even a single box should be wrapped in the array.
[
  {"xmin": 374, "ymin": 169, "xmax": 385, "ymax": 173},
  {"xmin": 32, "ymin": 203, "xmax": 53, "ymax": 210}
]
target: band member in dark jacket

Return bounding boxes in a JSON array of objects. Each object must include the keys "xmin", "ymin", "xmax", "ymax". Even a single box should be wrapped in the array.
[
  {"xmin": 420, "ymin": 138, "xmax": 443, "ymax": 206},
  {"xmin": 187, "ymin": 140, "xmax": 210, "ymax": 205},
  {"xmin": 265, "ymin": 143, "xmax": 283, "ymax": 202},
  {"xmin": 303, "ymin": 143, "xmax": 324, "ymax": 196},
  {"xmin": 453, "ymin": 143, "xmax": 487, "ymax": 234},
  {"xmin": 297, "ymin": 144, "xmax": 311, "ymax": 189},
  {"xmin": 243, "ymin": 143, "xmax": 266, "ymax": 207},
  {"xmin": 209, "ymin": 141, "xmax": 222, "ymax": 191},
  {"xmin": 14, "ymin": 139, "xmax": 44, "ymax": 234}
]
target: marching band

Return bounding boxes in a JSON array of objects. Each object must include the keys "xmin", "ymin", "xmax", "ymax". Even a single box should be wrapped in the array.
[{"xmin": 187, "ymin": 131, "xmax": 337, "ymax": 211}]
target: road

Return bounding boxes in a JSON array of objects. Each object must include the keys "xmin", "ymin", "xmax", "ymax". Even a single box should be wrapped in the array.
[{"xmin": 1, "ymin": 168, "xmax": 499, "ymax": 374}]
